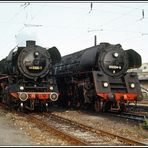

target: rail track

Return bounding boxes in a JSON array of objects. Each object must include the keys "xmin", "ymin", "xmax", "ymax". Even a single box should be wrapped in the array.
[
  {"xmin": 0, "ymin": 103, "xmax": 147, "ymax": 146},
  {"xmin": 0, "ymin": 103, "xmax": 86, "ymax": 146},
  {"xmin": 108, "ymin": 103, "xmax": 148, "ymax": 123},
  {"xmin": 77, "ymin": 103, "xmax": 148, "ymax": 123},
  {"xmin": 23, "ymin": 112, "xmax": 123, "ymax": 146},
  {"xmin": 39, "ymin": 112, "xmax": 147, "ymax": 146},
  {"xmin": 127, "ymin": 104, "xmax": 148, "ymax": 112},
  {"xmin": 23, "ymin": 112, "xmax": 88, "ymax": 146},
  {"xmin": 104, "ymin": 111, "xmax": 148, "ymax": 123},
  {"xmin": 7, "ymin": 109, "xmax": 148, "ymax": 146},
  {"xmin": 82, "ymin": 108, "xmax": 148, "ymax": 123}
]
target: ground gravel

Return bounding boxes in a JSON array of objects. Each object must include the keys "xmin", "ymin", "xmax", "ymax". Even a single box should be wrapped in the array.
[
  {"xmin": 0, "ymin": 106, "xmax": 69, "ymax": 146},
  {"xmin": 0, "ymin": 105, "xmax": 147, "ymax": 146},
  {"xmin": 50, "ymin": 108, "xmax": 148, "ymax": 145}
]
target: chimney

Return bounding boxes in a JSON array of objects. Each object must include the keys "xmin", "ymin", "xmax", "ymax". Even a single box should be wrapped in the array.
[
  {"xmin": 94, "ymin": 35, "xmax": 97, "ymax": 46},
  {"xmin": 26, "ymin": 40, "xmax": 36, "ymax": 47}
]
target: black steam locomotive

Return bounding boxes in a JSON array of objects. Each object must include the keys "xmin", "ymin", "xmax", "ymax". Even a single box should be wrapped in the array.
[
  {"xmin": 0, "ymin": 40, "xmax": 61, "ymax": 111},
  {"xmin": 55, "ymin": 42, "xmax": 143, "ymax": 112}
]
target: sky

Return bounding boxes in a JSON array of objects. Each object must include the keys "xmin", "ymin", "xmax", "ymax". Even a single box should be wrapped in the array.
[{"xmin": 0, "ymin": 1, "xmax": 148, "ymax": 63}]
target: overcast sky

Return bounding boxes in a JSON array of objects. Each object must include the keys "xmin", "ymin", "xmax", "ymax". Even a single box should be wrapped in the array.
[{"xmin": 0, "ymin": 1, "xmax": 148, "ymax": 63}]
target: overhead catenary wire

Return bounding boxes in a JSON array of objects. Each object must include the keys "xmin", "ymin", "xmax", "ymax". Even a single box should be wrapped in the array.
[
  {"xmin": 0, "ymin": 3, "xmax": 147, "ymax": 43},
  {"xmin": 87, "ymin": 6, "xmax": 148, "ymax": 45},
  {"xmin": 14, "ymin": 3, "xmax": 44, "ymax": 39},
  {"xmin": 0, "ymin": 3, "xmax": 27, "ymax": 23},
  {"xmin": 88, "ymin": 4, "xmax": 146, "ymax": 32},
  {"xmin": 30, "ymin": 4, "xmax": 46, "ymax": 21},
  {"xmin": 88, "ymin": 28, "xmax": 148, "ymax": 35},
  {"xmin": 2, "ymin": 3, "xmax": 146, "ymax": 38},
  {"xmin": 110, "ymin": 3, "xmax": 148, "ymax": 11}
]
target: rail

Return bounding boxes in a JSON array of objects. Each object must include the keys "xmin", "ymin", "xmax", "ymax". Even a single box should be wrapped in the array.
[
  {"xmin": 43, "ymin": 112, "xmax": 147, "ymax": 146},
  {"xmin": 22, "ymin": 112, "xmax": 88, "ymax": 146}
]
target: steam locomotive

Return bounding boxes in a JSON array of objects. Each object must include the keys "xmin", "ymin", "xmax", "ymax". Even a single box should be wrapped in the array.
[
  {"xmin": 55, "ymin": 42, "xmax": 143, "ymax": 112},
  {"xmin": 0, "ymin": 40, "xmax": 61, "ymax": 111}
]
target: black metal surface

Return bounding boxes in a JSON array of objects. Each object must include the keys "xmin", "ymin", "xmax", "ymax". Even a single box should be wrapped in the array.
[
  {"xmin": 0, "ymin": 40, "xmax": 61, "ymax": 79},
  {"xmin": 125, "ymin": 49, "xmax": 142, "ymax": 69},
  {"xmin": 55, "ymin": 42, "xmax": 141, "ymax": 77}
]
